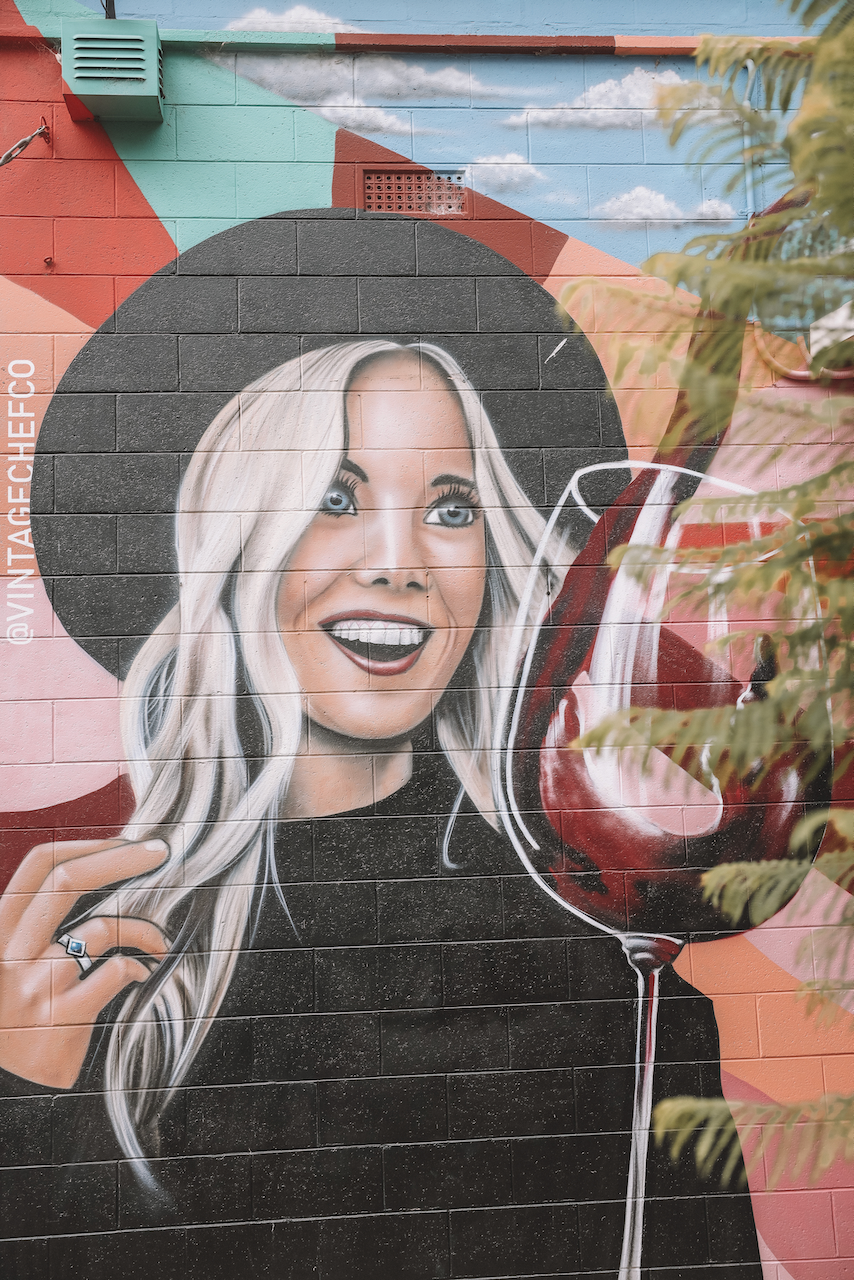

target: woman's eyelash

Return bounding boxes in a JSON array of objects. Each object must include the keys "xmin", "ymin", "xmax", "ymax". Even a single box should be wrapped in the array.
[{"xmin": 434, "ymin": 484, "xmax": 481, "ymax": 511}]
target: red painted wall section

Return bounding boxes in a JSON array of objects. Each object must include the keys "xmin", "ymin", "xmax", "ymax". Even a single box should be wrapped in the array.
[
  {"xmin": 0, "ymin": 778, "xmax": 134, "ymax": 897},
  {"xmin": 0, "ymin": 0, "xmax": 176, "ymax": 331}
]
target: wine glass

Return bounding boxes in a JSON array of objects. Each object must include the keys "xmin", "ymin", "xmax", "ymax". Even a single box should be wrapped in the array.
[{"xmin": 495, "ymin": 461, "xmax": 831, "ymax": 1280}]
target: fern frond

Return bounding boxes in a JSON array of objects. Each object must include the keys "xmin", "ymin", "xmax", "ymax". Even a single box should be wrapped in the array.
[{"xmin": 655, "ymin": 1093, "xmax": 854, "ymax": 1188}]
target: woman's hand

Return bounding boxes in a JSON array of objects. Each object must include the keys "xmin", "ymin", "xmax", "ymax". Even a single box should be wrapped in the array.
[{"xmin": 0, "ymin": 837, "xmax": 170, "ymax": 1089}]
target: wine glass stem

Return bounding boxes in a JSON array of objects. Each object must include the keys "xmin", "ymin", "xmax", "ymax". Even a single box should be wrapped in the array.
[{"xmin": 618, "ymin": 938, "xmax": 674, "ymax": 1280}]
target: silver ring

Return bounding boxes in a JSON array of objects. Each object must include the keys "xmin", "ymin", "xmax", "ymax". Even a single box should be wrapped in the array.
[{"xmin": 57, "ymin": 932, "xmax": 93, "ymax": 973}]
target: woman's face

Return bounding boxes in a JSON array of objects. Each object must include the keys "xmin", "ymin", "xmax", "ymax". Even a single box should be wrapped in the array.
[{"xmin": 277, "ymin": 351, "xmax": 487, "ymax": 743}]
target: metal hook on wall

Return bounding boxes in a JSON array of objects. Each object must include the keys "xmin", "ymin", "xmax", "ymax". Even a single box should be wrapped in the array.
[{"xmin": 0, "ymin": 118, "xmax": 50, "ymax": 169}]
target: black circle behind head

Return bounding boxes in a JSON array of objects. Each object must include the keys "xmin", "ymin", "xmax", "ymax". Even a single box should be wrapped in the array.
[{"xmin": 32, "ymin": 209, "xmax": 627, "ymax": 678}]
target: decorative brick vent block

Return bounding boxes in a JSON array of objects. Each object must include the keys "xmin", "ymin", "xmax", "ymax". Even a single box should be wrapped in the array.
[{"xmin": 363, "ymin": 168, "xmax": 469, "ymax": 216}]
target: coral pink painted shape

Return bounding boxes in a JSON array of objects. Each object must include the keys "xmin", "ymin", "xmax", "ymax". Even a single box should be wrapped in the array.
[{"xmin": 0, "ymin": 276, "xmax": 123, "ymax": 812}]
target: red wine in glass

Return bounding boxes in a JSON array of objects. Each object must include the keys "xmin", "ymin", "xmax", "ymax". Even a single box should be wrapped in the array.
[
  {"xmin": 501, "ymin": 462, "xmax": 830, "ymax": 938},
  {"xmin": 497, "ymin": 462, "xmax": 831, "ymax": 1280}
]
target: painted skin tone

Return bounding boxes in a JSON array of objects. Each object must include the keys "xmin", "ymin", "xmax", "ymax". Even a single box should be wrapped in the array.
[
  {"xmin": 0, "ymin": 349, "xmax": 488, "ymax": 1087},
  {"xmin": 280, "ymin": 350, "xmax": 487, "ymax": 816}
]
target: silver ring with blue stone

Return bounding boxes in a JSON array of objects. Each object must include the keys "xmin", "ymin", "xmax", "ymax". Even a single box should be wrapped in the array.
[{"xmin": 57, "ymin": 932, "xmax": 93, "ymax": 973}]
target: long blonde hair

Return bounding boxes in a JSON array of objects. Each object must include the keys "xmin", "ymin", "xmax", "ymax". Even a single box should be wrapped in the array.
[{"xmin": 96, "ymin": 340, "xmax": 556, "ymax": 1164}]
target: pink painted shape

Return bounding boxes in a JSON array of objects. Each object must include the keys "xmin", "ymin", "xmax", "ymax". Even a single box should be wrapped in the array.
[
  {"xmin": 543, "ymin": 234, "xmax": 642, "ymax": 280},
  {"xmin": 0, "ymin": 580, "xmax": 122, "ymax": 810},
  {"xmin": 757, "ymin": 1229, "xmax": 798, "ymax": 1280},
  {"xmin": 748, "ymin": 870, "xmax": 854, "ymax": 1016},
  {"xmin": 0, "ymin": 763, "xmax": 121, "ymax": 813},
  {"xmin": 755, "ymin": 1190, "xmax": 837, "ymax": 1262},
  {"xmin": 1, "ymin": 277, "xmax": 123, "ymax": 813},
  {"xmin": 1, "ymin": 273, "xmax": 90, "ymax": 334},
  {"xmin": 721, "ymin": 1069, "xmax": 854, "ymax": 1274}
]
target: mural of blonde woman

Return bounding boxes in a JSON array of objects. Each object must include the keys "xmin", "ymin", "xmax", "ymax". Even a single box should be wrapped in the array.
[
  {"xmin": 0, "ymin": 213, "xmax": 761, "ymax": 1280},
  {"xmin": 1, "ymin": 337, "xmax": 551, "ymax": 1127}
]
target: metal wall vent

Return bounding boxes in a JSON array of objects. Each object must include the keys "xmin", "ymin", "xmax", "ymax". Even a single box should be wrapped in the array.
[
  {"xmin": 363, "ymin": 167, "xmax": 469, "ymax": 217},
  {"xmin": 73, "ymin": 34, "xmax": 147, "ymax": 81},
  {"xmin": 61, "ymin": 19, "xmax": 163, "ymax": 121}
]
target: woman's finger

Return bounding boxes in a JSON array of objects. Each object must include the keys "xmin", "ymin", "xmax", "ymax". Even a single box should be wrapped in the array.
[
  {"xmin": 48, "ymin": 916, "xmax": 171, "ymax": 996},
  {"xmin": 0, "ymin": 838, "xmax": 130, "ymax": 931},
  {"xmin": 6, "ymin": 839, "xmax": 169, "ymax": 960},
  {"xmin": 76, "ymin": 915, "xmax": 170, "ymax": 961},
  {"xmin": 56, "ymin": 954, "xmax": 154, "ymax": 1025}
]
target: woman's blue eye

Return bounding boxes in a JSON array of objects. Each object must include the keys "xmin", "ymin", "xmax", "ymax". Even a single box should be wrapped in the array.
[
  {"xmin": 321, "ymin": 483, "xmax": 356, "ymax": 516},
  {"xmin": 425, "ymin": 500, "xmax": 477, "ymax": 528}
]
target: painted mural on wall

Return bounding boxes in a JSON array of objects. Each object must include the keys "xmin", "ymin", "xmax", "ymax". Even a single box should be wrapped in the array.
[
  {"xmin": 0, "ymin": 208, "xmax": 767, "ymax": 1278},
  {"xmin": 3, "ymin": 5, "xmax": 854, "ymax": 1279}
]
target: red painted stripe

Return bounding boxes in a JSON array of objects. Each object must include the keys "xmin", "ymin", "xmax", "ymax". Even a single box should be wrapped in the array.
[
  {"xmin": 336, "ymin": 32, "xmax": 616, "ymax": 54},
  {"xmin": 0, "ymin": 775, "xmax": 134, "ymax": 896}
]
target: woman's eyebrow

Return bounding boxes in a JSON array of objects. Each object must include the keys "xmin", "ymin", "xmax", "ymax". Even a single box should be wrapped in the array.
[
  {"xmin": 430, "ymin": 472, "xmax": 477, "ymax": 490},
  {"xmin": 340, "ymin": 458, "xmax": 369, "ymax": 483}
]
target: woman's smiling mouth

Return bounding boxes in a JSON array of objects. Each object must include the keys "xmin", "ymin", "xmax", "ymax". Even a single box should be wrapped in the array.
[{"xmin": 321, "ymin": 613, "xmax": 432, "ymax": 675}]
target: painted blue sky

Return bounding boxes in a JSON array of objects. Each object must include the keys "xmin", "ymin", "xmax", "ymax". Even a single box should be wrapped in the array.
[
  {"xmin": 61, "ymin": 0, "xmax": 800, "ymax": 266},
  {"xmin": 218, "ymin": 11, "xmax": 795, "ymax": 266},
  {"xmin": 229, "ymin": 46, "xmax": 771, "ymax": 264}
]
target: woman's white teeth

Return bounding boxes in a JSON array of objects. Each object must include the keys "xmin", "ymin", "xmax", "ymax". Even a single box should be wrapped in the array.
[{"xmin": 331, "ymin": 620, "xmax": 425, "ymax": 647}]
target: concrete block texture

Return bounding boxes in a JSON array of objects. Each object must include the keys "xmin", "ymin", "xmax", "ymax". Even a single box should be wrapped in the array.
[{"xmin": 0, "ymin": 82, "xmax": 802, "ymax": 1274}]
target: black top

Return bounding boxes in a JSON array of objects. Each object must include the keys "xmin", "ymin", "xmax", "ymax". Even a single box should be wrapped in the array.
[{"xmin": 0, "ymin": 747, "xmax": 761, "ymax": 1280}]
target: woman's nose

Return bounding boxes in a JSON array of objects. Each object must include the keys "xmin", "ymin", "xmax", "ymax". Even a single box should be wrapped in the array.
[{"xmin": 353, "ymin": 505, "xmax": 428, "ymax": 592}]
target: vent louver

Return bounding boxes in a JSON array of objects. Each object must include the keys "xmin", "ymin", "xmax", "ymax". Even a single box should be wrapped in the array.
[
  {"xmin": 61, "ymin": 19, "xmax": 163, "ymax": 121},
  {"xmin": 363, "ymin": 168, "xmax": 469, "ymax": 217}
]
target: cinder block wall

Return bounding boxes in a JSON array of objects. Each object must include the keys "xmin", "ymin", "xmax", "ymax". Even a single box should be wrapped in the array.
[{"xmin": 2, "ymin": 4, "xmax": 853, "ymax": 1277}]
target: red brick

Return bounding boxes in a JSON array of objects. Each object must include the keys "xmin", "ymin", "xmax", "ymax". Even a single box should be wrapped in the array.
[
  {"xmin": 0, "ymin": 216, "xmax": 53, "ymax": 273},
  {"xmin": 0, "ymin": 100, "xmax": 54, "ymax": 158},
  {"xmin": 0, "ymin": 38, "xmax": 61, "ymax": 104},
  {"xmin": 0, "ymin": 158, "xmax": 116, "ymax": 217},
  {"xmin": 54, "ymin": 217, "xmax": 176, "ymax": 276}
]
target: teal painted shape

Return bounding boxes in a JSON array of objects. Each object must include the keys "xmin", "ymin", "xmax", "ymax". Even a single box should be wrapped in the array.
[
  {"xmin": 15, "ymin": 0, "xmax": 95, "ymax": 23},
  {"xmin": 236, "ymin": 161, "xmax": 332, "ymax": 220},
  {"xmin": 175, "ymin": 105, "xmax": 296, "ymax": 161},
  {"xmin": 118, "ymin": 158, "xmax": 238, "ymax": 219},
  {"xmin": 13, "ymin": 3, "xmax": 336, "ymax": 249},
  {"xmin": 104, "ymin": 54, "xmax": 336, "ymax": 250},
  {"xmin": 164, "ymin": 51, "xmax": 239, "ymax": 105}
]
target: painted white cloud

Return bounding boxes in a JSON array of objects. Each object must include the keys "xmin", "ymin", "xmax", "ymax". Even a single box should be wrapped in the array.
[
  {"xmin": 594, "ymin": 184, "xmax": 736, "ymax": 223},
  {"xmin": 695, "ymin": 197, "xmax": 738, "ymax": 220},
  {"xmin": 233, "ymin": 50, "xmax": 506, "ymax": 106},
  {"xmin": 597, "ymin": 186, "xmax": 684, "ymax": 220},
  {"xmin": 220, "ymin": 52, "xmax": 412, "ymax": 133},
  {"xmin": 355, "ymin": 59, "xmax": 482, "ymax": 102},
  {"xmin": 227, "ymin": 5, "xmax": 362, "ymax": 31},
  {"xmin": 470, "ymin": 153, "xmax": 544, "ymax": 193},
  {"xmin": 505, "ymin": 67, "xmax": 702, "ymax": 129},
  {"xmin": 225, "ymin": 47, "xmax": 513, "ymax": 135},
  {"xmin": 315, "ymin": 101, "xmax": 414, "ymax": 133}
]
